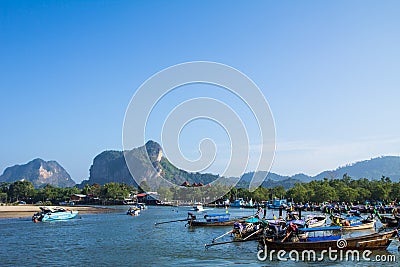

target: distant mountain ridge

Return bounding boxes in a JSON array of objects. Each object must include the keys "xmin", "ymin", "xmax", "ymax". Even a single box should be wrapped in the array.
[
  {"xmin": 238, "ymin": 156, "xmax": 400, "ymax": 189},
  {"xmin": 0, "ymin": 158, "xmax": 75, "ymax": 188},
  {"xmin": 3, "ymin": 143, "xmax": 398, "ymax": 190},
  {"xmin": 85, "ymin": 141, "xmax": 400, "ymax": 190},
  {"xmin": 312, "ymin": 156, "xmax": 400, "ymax": 181}
]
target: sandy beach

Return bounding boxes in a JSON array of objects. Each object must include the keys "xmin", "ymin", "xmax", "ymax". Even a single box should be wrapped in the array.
[{"xmin": 0, "ymin": 205, "xmax": 114, "ymax": 219}]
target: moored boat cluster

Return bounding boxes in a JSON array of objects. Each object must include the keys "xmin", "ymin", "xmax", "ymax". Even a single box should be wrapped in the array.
[
  {"xmin": 31, "ymin": 198, "xmax": 400, "ymax": 261},
  {"xmin": 153, "ymin": 200, "xmax": 400, "ymax": 258}
]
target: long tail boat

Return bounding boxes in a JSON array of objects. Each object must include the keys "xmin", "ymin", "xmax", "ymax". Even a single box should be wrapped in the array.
[
  {"xmin": 331, "ymin": 215, "xmax": 376, "ymax": 230},
  {"xmin": 259, "ymin": 226, "xmax": 398, "ymax": 251},
  {"xmin": 231, "ymin": 217, "xmax": 265, "ymax": 241},
  {"xmin": 205, "ymin": 218, "xmax": 267, "ymax": 248},
  {"xmin": 154, "ymin": 212, "xmax": 251, "ymax": 227},
  {"xmin": 341, "ymin": 219, "xmax": 376, "ymax": 230},
  {"xmin": 187, "ymin": 212, "xmax": 251, "ymax": 227}
]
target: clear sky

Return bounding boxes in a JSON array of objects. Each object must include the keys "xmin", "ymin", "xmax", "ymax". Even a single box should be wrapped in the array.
[{"xmin": 1, "ymin": 0, "xmax": 400, "ymax": 183}]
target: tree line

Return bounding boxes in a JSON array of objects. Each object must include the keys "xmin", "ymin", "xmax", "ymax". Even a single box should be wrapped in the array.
[
  {"xmin": 0, "ymin": 181, "xmax": 137, "ymax": 205},
  {"xmin": 1, "ymin": 174, "xmax": 399, "ymax": 205},
  {"xmin": 151, "ymin": 174, "xmax": 400, "ymax": 205},
  {"xmin": 224, "ymin": 174, "xmax": 400, "ymax": 204},
  {"xmin": 285, "ymin": 175, "xmax": 400, "ymax": 204}
]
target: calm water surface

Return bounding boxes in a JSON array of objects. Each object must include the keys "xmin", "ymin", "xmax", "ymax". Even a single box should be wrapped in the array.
[{"xmin": 1, "ymin": 206, "xmax": 399, "ymax": 266}]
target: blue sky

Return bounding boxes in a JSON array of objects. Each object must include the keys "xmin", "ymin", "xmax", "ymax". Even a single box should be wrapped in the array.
[{"xmin": 1, "ymin": 1, "xmax": 400, "ymax": 183}]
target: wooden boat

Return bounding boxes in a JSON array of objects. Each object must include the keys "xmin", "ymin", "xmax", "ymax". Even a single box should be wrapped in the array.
[
  {"xmin": 268, "ymin": 219, "xmax": 309, "ymax": 240},
  {"xmin": 32, "ymin": 207, "xmax": 78, "ymax": 222},
  {"xmin": 342, "ymin": 219, "xmax": 375, "ymax": 230},
  {"xmin": 260, "ymin": 228, "xmax": 397, "ymax": 251},
  {"xmin": 205, "ymin": 218, "xmax": 268, "ymax": 248},
  {"xmin": 331, "ymin": 215, "xmax": 376, "ymax": 230},
  {"xmin": 232, "ymin": 218, "xmax": 265, "ymax": 241},
  {"xmin": 187, "ymin": 213, "xmax": 250, "ymax": 227}
]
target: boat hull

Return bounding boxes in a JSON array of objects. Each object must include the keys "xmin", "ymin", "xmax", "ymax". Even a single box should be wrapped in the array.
[
  {"xmin": 41, "ymin": 211, "xmax": 79, "ymax": 222},
  {"xmin": 189, "ymin": 220, "xmax": 240, "ymax": 227},
  {"xmin": 260, "ymin": 230, "xmax": 397, "ymax": 251},
  {"xmin": 342, "ymin": 221, "xmax": 375, "ymax": 230},
  {"xmin": 188, "ymin": 216, "xmax": 250, "ymax": 227},
  {"xmin": 331, "ymin": 219, "xmax": 376, "ymax": 230}
]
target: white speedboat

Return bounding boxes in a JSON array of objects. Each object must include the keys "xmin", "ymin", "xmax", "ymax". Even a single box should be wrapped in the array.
[
  {"xmin": 305, "ymin": 214, "xmax": 327, "ymax": 228},
  {"xmin": 32, "ymin": 207, "xmax": 78, "ymax": 222},
  {"xmin": 192, "ymin": 204, "xmax": 204, "ymax": 212}
]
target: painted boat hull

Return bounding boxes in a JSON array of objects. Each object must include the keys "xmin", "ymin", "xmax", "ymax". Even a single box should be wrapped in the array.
[
  {"xmin": 188, "ymin": 216, "xmax": 250, "ymax": 227},
  {"xmin": 41, "ymin": 211, "xmax": 79, "ymax": 222},
  {"xmin": 342, "ymin": 220, "xmax": 375, "ymax": 230},
  {"xmin": 331, "ymin": 219, "xmax": 376, "ymax": 230},
  {"xmin": 189, "ymin": 220, "xmax": 240, "ymax": 227},
  {"xmin": 260, "ymin": 230, "xmax": 397, "ymax": 251}
]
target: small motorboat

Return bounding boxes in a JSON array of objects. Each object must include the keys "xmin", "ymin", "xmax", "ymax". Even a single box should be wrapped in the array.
[
  {"xmin": 305, "ymin": 214, "xmax": 327, "ymax": 228},
  {"xmin": 193, "ymin": 205, "xmax": 204, "ymax": 212},
  {"xmin": 32, "ymin": 207, "xmax": 78, "ymax": 222},
  {"xmin": 127, "ymin": 206, "xmax": 140, "ymax": 216}
]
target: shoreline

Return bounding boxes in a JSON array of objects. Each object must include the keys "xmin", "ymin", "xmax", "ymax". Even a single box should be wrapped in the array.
[{"xmin": 0, "ymin": 205, "xmax": 115, "ymax": 219}]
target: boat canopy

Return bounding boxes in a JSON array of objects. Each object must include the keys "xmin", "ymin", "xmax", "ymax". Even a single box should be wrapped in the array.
[{"xmin": 245, "ymin": 217, "xmax": 260, "ymax": 223}]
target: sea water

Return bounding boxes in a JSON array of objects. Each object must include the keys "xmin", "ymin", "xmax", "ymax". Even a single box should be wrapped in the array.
[{"xmin": 0, "ymin": 206, "xmax": 399, "ymax": 266}]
